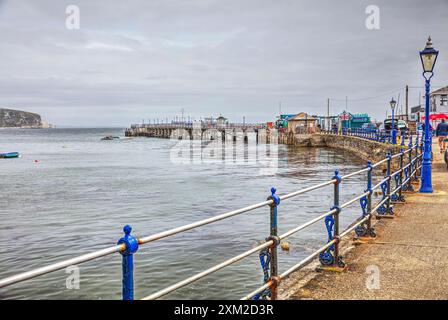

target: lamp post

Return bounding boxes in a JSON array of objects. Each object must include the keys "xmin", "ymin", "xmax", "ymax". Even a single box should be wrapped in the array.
[
  {"xmin": 390, "ymin": 98, "xmax": 397, "ymax": 144},
  {"xmin": 419, "ymin": 36, "xmax": 439, "ymax": 193}
]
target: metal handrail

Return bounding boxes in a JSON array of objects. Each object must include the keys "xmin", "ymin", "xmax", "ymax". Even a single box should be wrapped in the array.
[
  {"xmin": 279, "ymin": 179, "xmax": 336, "ymax": 201},
  {"xmin": 138, "ymin": 200, "xmax": 273, "ymax": 245},
  {"xmin": 0, "ymin": 245, "xmax": 124, "ymax": 288},
  {"xmin": 0, "ymin": 141, "xmax": 423, "ymax": 300},
  {"xmin": 141, "ymin": 240, "xmax": 275, "ymax": 300}
]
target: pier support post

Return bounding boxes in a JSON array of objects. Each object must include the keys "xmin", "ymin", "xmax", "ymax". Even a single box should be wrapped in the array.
[
  {"xmin": 267, "ymin": 187, "xmax": 280, "ymax": 300},
  {"xmin": 117, "ymin": 225, "xmax": 139, "ymax": 300}
]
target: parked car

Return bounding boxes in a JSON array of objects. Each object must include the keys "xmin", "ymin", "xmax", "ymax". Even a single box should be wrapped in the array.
[{"xmin": 379, "ymin": 119, "xmax": 408, "ymax": 132}]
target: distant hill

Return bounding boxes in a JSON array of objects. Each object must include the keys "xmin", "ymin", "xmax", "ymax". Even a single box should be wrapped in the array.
[{"xmin": 0, "ymin": 108, "xmax": 43, "ymax": 128}]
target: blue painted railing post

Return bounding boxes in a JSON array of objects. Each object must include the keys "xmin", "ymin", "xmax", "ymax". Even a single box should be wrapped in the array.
[
  {"xmin": 410, "ymin": 133, "xmax": 418, "ymax": 182},
  {"xmin": 267, "ymin": 187, "xmax": 280, "ymax": 300},
  {"xmin": 398, "ymin": 149, "xmax": 405, "ymax": 201},
  {"xmin": 117, "ymin": 225, "xmax": 139, "ymax": 300},
  {"xmin": 333, "ymin": 170, "xmax": 342, "ymax": 264},
  {"xmin": 406, "ymin": 134, "xmax": 416, "ymax": 190},
  {"xmin": 366, "ymin": 161, "xmax": 375, "ymax": 236},
  {"xmin": 419, "ymin": 130, "xmax": 424, "ymax": 155},
  {"xmin": 319, "ymin": 170, "xmax": 344, "ymax": 268},
  {"xmin": 385, "ymin": 152, "xmax": 393, "ymax": 214},
  {"xmin": 409, "ymin": 133, "xmax": 414, "ymax": 185}
]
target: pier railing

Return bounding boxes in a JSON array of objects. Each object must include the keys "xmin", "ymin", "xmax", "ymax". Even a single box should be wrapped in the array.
[
  {"xmin": 0, "ymin": 137, "xmax": 424, "ymax": 300},
  {"xmin": 130, "ymin": 122, "xmax": 266, "ymax": 130}
]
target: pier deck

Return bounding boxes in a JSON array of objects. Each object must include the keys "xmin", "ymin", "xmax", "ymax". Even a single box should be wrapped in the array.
[{"xmin": 282, "ymin": 140, "xmax": 448, "ymax": 300}]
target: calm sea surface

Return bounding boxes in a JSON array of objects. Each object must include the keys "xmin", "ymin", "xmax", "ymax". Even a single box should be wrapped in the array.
[{"xmin": 0, "ymin": 128, "xmax": 370, "ymax": 300}]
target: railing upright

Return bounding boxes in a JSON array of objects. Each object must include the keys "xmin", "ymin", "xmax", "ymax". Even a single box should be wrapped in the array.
[
  {"xmin": 411, "ymin": 133, "xmax": 419, "ymax": 182},
  {"xmin": 332, "ymin": 170, "xmax": 342, "ymax": 265},
  {"xmin": 267, "ymin": 188, "xmax": 280, "ymax": 300},
  {"xmin": 117, "ymin": 225, "xmax": 139, "ymax": 300},
  {"xmin": 398, "ymin": 149, "xmax": 404, "ymax": 201},
  {"xmin": 407, "ymin": 135, "xmax": 416, "ymax": 190},
  {"xmin": 386, "ymin": 152, "xmax": 392, "ymax": 214},
  {"xmin": 366, "ymin": 161, "xmax": 374, "ymax": 236}
]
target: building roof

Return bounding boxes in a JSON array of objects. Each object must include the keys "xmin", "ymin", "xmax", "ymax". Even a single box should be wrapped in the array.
[
  {"xmin": 411, "ymin": 105, "xmax": 424, "ymax": 113},
  {"xmin": 430, "ymin": 86, "xmax": 448, "ymax": 96},
  {"xmin": 289, "ymin": 112, "xmax": 317, "ymax": 121},
  {"xmin": 280, "ymin": 114, "xmax": 296, "ymax": 120}
]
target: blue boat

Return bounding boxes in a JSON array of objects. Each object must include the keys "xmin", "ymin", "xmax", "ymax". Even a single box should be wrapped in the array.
[{"xmin": 0, "ymin": 152, "xmax": 19, "ymax": 158}]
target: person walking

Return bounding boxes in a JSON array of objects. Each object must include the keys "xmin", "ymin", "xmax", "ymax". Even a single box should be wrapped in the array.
[{"xmin": 435, "ymin": 119, "xmax": 448, "ymax": 153}]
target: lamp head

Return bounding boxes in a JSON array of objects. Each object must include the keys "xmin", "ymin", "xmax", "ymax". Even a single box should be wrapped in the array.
[
  {"xmin": 420, "ymin": 36, "xmax": 439, "ymax": 75},
  {"xmin": 390, "ymin": 97, "xmax": 397, "ymax": 110}
]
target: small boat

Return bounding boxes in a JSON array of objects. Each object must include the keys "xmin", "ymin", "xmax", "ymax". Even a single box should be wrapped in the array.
[
  {"xmin": 101, "ymin": 135, "xmax": 120, "ymax": 141},
  {"xmin": 0, "ymin": 152, "xmax": 19, "ymax": 158}
]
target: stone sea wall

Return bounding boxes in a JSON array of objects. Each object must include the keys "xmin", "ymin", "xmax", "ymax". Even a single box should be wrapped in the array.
[{"xmin": 283, "ymin": 132, "xmax": 404, "ymax": 165}]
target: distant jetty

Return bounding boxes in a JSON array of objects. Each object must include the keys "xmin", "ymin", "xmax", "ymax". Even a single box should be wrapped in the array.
[
  {"xmin": 0, "ymin": 108, "xmax": 51, "ymax": 128},
  {"xmin": 125, "ymin": 122, "xmax": 272, "ymax": 142}
]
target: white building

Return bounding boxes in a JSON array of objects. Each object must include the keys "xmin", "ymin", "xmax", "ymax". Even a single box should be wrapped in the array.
[
  {"xmin": 411, "ymin": 86, "xmax": 448, "ymax": 121},
  {"xmin": 430, "ymin": 85, "xmax": 448, "ymax": 113}
]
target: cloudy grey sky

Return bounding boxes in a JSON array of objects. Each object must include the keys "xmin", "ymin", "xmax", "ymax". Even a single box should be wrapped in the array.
[{"xmin": 0, "ymin": 0, "xmax": 447, "ymax": 127}]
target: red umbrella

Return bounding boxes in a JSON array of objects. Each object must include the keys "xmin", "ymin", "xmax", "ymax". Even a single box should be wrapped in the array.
[{"xmin": 421, "ymin": 113, "xmax": 448, "ymax": 120}]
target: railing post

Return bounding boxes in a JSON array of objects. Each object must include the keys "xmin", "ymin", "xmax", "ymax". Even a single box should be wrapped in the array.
[
  {"xmin": 366, "ymin": 161, "xmax": 375, "ymax": 235},
  {"xmin": 386, "ymin": 152, "xmax": 393, "ymax": 214},
  {"xmin": 356, "ymin": 161, "xmax": 376, "ymax": 239},
  {"xmin": 412, "ymin": 133, "xmax": 420, "ymax": 181},
  {"xmin": 319, "ymin": 170, "xmax": 344, "ymax": 268},
  {"xmin": 118, "ymin": 225, "xmax": 139, "ymax": 300},
  {"xmin": 407, "ymin": 135, "xmax": 416, "ymax": 190},
  {"xmin": 419, "ymin": 131, "xmax": 423, "ymax": 155},
  {"xmin": 267, "ymin": 187, "xmax": 280, "ymax": 300},
  {"xmin": 398, "ymin": 149, "xmax": 405, "ymax": 201},
  {"xmin": 333, "ymin": 170, "xmax": 341, "ymax": 262}
]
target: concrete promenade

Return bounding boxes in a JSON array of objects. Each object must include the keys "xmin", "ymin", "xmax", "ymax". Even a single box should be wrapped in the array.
[{"xmin": 283, "ymin": 140, "xmax": 448, "ymax": 300}]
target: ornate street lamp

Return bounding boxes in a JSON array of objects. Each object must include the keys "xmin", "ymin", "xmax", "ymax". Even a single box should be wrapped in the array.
[
  {"xmin": 390, "ymin": 97, "xmax": 397, "ymax": 144},
  {"xmin": 419, "ymin": 36, "xmax": 439, "ymax": 193}
]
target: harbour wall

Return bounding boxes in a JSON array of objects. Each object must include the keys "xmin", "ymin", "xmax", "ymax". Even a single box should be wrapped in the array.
[{"xmin": 282, "ymin": 132, "xmax": 404, "ymax": 165}]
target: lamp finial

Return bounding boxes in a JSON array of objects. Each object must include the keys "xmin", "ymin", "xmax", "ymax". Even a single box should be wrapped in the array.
[{"xmin": 426, "ymin": 36, "xmax": 433, "ymax": 48}]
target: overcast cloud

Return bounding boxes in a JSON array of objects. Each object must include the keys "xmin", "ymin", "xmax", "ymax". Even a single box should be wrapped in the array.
[{"xmin": 0, "ymin": 0, "xmax": 447, "ymax": 126}]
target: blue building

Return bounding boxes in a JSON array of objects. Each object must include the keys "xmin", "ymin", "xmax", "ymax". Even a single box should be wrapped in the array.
[{"xmin": 338, "ymin": 111, "xmax": 371, "ymax": 129}]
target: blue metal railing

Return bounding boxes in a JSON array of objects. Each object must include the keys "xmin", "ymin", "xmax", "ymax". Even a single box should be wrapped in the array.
[
  {"xmin": 325, "ymin": 127, "xmax": 422, "ymax": 146},
  {"xmin": 0, "ymin": 139, "xmax": 423, "ymax": 300}
]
